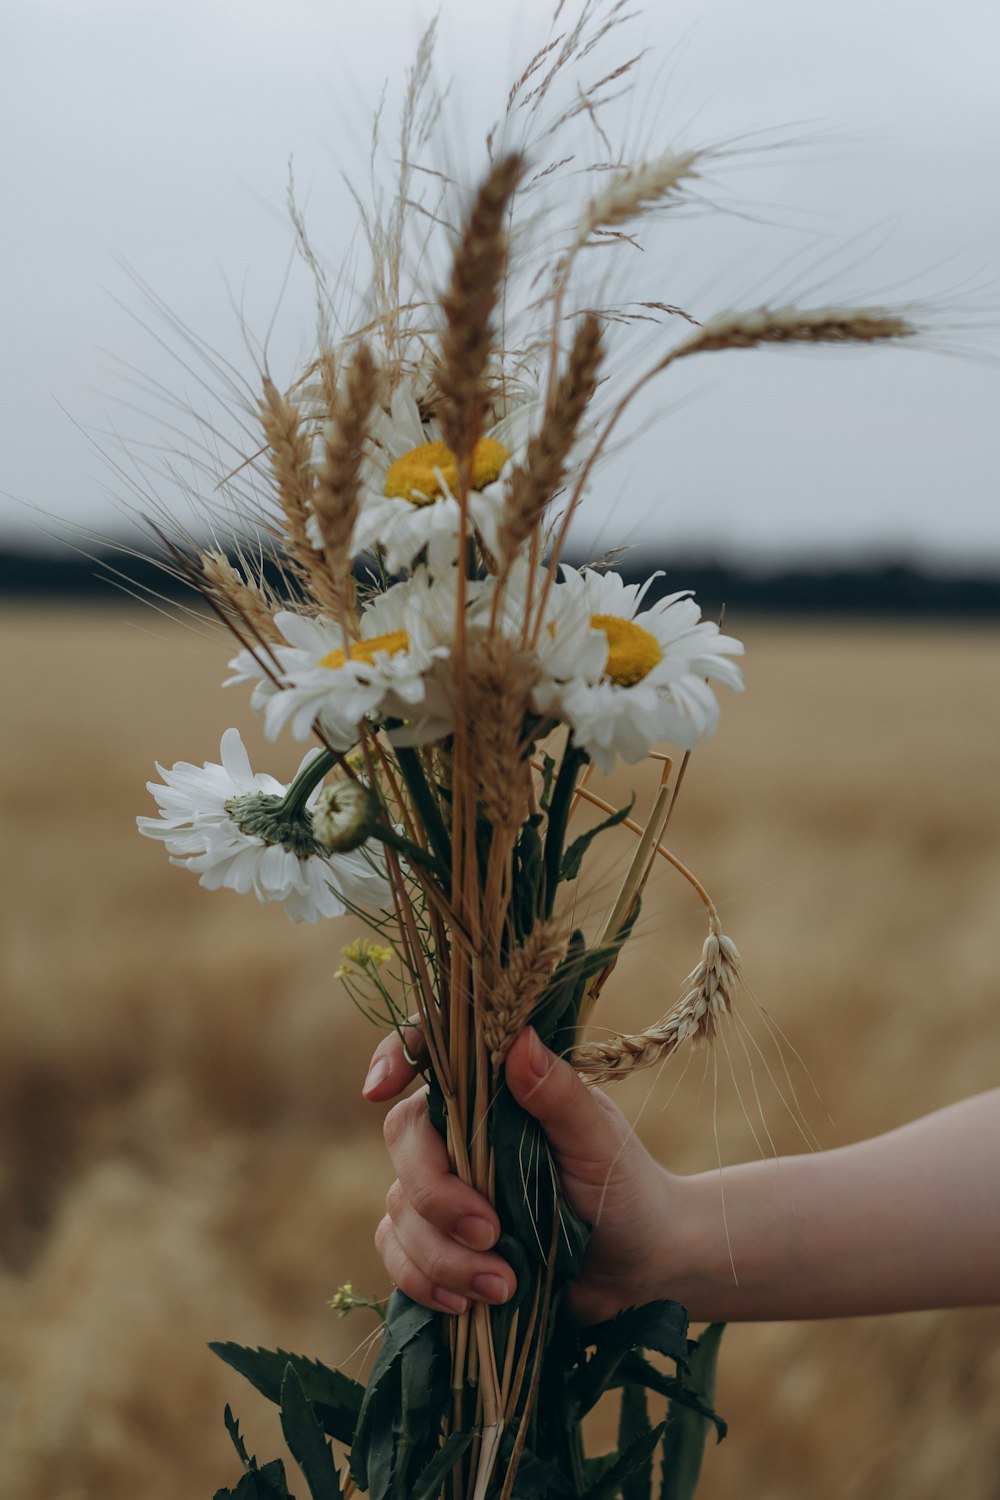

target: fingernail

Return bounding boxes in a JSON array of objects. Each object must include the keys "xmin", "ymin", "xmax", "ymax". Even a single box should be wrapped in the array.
[
  {"xmin": 472, "ymin": 1273, "xmax": 511, "ymax": 1304},
  {"xmin": 526, "ymin": 1027, "xmax": 550, "ymax": 1080},
  {"xmin": 454, "ymin": 1215, "xmax": 497, "ymax": 1251},
  {"xmin": 363, "ymin": 1057, "xmax": 390, "ymax": 1096},
  {"xmin": 434, "ymin": 1287, "xmax": 469, "ymax": 1315}
]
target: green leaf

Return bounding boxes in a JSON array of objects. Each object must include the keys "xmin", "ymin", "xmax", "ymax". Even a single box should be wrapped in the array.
[
  {"xmin": 660, "ymin": 1323, "xmax": 727, "ymax": 1500},
  {"xmin": 530, "ymin": 930, "xmax": 629, "ymax": 1051},
  {"xmin": 213, "ymin": 1459, "xmax": 294, "ymax": 1499},
  {"xmin": 537, "ymin": 752, "xmax": 557, "ymax": 812},
  {"xmin": 209, "ymin": 1344, "xmax": 364, "ymax": 1446},
  {"xmin": 618, "ymin": 1381, "xmax": 652, "ymax": 1500},
  {"xmin": 581, "ymin": 1454, "xmax": 617, "ymax": 1488},
  {"xmin": 224, "ymin": 1405, "xmax": 254, "ymax": 1470},
  {"xmin": 488, "ymin": 1233, "xmax": 532, "ymax": 1353},
  {"xmin": 394, "ymin": 746, "xmax": 452, "ymax": 872},
  {"xmin": 612, "ymin": 1355, "xmax": 726, "ymax": 1441},
  {"xmin": 511, "ymin": 819, "xmax": 544, "ymax": 938},
  {"xmin": 492, "ymin": 1083, "xmax": 590, "ymax": 1276},
  {"xmin": 579, "ymin": 1423, "xmax": 666, "ymax": 1500},
  {"xmin": 560, "ymin": 794, "xmax": 635, "ymax": 882},
  {"xmin": 280, "ymin": 1363, "xmax": 343, "ymax": 1500},
  {"xmin": 570, "ymin": 1301, "xmax": 689, "ymax": 1417},
  {"xmin": 507, "ymin": 1446, "xmax": 576, "ymax": 1498},
  {"xmin": 396, "ymin": 1310, "xmax": 449, "ymax": 1492},
  {"xmin": 542, "ymin": 741, "xmax": 588, "ymax": 916},
  {"xmin": 410, "ymin": 1431, "xmax": 475, "ymax": 1500},
  {"xmin": 349, "ymin": 1293, "xmax": 445, "ymax": 1500}
]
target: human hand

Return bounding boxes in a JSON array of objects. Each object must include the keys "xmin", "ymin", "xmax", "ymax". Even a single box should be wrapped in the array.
[{"xmin": 364, "ymin": 1025, "xmax": 678, "ymax": 1325}]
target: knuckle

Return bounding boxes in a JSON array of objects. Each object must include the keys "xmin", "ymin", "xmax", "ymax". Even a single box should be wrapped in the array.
[
  {"xmin": 383, "ymin": 1091, "xmax": 424, "ymax": 1150},
  {"xmin": 409, "ymin": 1174, "xmax": 444, "ymax": 1222},
  {"xmin": 382, "ymin": 1100, "xmax": 407, "ymax": 1148},
  {"xmin": 395, "ymin": 1258, "xmax": 426, "ymax": 1303},
  {"xmin": 374, "ymin": 1214, "xmax": 391, "ymax": 1255},
  {"xmin": 385, "ymin": 1179, "xmax": 406, "ymax": 1219},
  {"xmin": 423, "ymin": 1241, "xmax": 452, "ymax": 1284}
]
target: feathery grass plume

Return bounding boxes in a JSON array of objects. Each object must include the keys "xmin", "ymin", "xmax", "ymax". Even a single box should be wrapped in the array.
[
  {"xmin": 573, "ymin": 917, "xmax": 741, "ymax": 1083},
  {"xmin": 465, "ymin": 636, "xmax": 540, "ymax": 833},
  {"xmin": 673, "ymin": 305, "xmax": 917, "ymax": 357},
  {"xmin": 199, "ymin": 549, "xmax": 283, "ymax": 645},
  {"xmin": 313, "ymin": 342, "xmax": 379, "ymax": 623},
  {"xmin": 482, "ymin": 919, "xmax": 570, "ymax": 1066},
  {"xmin": 498, "ymin": 312, "xmax": 603, "ymax": 567},
  {"xmin": 434, "ymin": 153, "xmax": 525, "ymax": 466}
]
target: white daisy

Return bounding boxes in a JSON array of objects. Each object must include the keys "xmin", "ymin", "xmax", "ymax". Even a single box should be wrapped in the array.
[
  {"xmin": 553, "ymin": 567, "xmax": 745, "ymax": 772},
  {"xmin": 226, "ymin": 566, "xmax": 465, "ymax": 748},
  {"xmin": 488, "ymin": 560, "xmax": 608, "ymax": 721},
  {"xmin": 344, "ymin": 376, "xmax": 540, "ymax": 571},
  {"xmin": 137, "ymin": 728, "xmax": 390, "ymax": 923}
]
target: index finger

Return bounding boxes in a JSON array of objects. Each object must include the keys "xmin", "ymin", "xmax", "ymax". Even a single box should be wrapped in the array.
[{"xmin": 363, "ymin": 1023, "xmax": 425, "ymax": 1101}]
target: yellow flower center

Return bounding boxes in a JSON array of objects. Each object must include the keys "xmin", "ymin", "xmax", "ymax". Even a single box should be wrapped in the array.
[
  {"xmin": 383, "ymin": 437, "xmax": 509, "ymax": 505},
  {"xmin": 591, "ymin": 613, "xmax": 662, "ymax": 687},
  {"xmin": 319, "ymin": 629, "xmax": 409, "ymax": 671}
]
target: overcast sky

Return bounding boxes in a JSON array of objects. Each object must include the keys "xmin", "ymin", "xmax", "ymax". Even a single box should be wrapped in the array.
[{"xmin": 3, "ymin": 0, "xmax": 999, "ymax": 569}]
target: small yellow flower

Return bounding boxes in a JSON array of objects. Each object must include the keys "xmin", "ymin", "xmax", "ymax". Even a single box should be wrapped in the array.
[{"xmin": 337, "ymin": 937, "xmax": 394, "ymax": 976}]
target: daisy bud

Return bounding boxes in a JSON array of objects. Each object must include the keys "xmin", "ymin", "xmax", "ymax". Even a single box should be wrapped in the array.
[{"xmin": 313, "ymin": 781, "xmax": 378, "ymax": 852}]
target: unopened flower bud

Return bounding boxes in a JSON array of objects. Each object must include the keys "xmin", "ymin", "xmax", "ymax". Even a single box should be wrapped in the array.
[{"xmin": 313, "ymin": 781, "xmax": 378, "ymax": 852}]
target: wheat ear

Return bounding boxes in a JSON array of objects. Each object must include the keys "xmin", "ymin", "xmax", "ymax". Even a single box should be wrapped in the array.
[
  {"xmin": 434, "ymin": 154, "xmax": 525, "ymax": 465},
  {"xmin": 199, "ymin": 549, "xmax": 283, "ymax": 644},
  {"xmin": 313, "ymin": 341, "xmax": 379, "ymax": 623},
  {"xmin": 482, "ymin": 919, "xmax": 570, "ymax": 1067},
  {"xmin": 573, "ymin": 915, "xmax": 741, "ymax": 1084},
  {"xmin": 579, "ymin": 149, "xmax": 703, "ymax": 238},
  {"xmin": 498, "ymin": 313, "xmax": 603, "ymax": 567},
  {"xmin": 465, "ymin": 636, "xmax": 540, "ymax": 836},
  {"xmin": 675, "ymin": 305, "xmax": 915, "ymax": 356},
  {"xmin": 258, "ymin": 377, "xmax": 340, "ymax": 615}
]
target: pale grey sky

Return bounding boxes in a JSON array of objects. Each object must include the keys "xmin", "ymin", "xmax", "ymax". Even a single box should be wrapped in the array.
[{"xmin": 3, "ymin": 0, "xmax": 999, "ymax": 568}]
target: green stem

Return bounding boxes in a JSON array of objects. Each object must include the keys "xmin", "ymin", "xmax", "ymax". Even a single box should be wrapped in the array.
[
  {"xmin": 394, "ymin": 746, "xmax": 453, "ymax": 872},
  {"xmin": 542, "ymin": 740, "xmax": 587, "ymax": 918},
  {"xmin": 280, "ymin": 748, "xmax": 338, "ymax": 817},
  {"xmin": 371, "ymin": 821, "xmax": 451, "ymax": 890}
]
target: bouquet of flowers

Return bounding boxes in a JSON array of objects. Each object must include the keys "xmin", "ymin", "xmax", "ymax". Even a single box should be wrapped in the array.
[{"xmin": 136, "ymin": 8, "xmax": 916, "ymax": 1497}]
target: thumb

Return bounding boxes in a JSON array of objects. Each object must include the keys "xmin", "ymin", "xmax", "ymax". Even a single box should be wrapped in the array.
[{"xmin": 504, "ymin": 1028, "xmax": 628, "ymax": 1182}]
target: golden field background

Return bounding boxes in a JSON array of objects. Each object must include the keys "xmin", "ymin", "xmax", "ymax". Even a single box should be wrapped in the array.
[{"xmin": 2, "ymin": 602, "xmax": 999, "ymax": 1500}]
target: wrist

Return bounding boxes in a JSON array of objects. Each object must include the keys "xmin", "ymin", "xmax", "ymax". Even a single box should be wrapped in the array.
[
  {"xmin": 655, "ymin": 1168, "xmax": 727, "ymax": 1323},
  {"xmin": 626, "ymin": 1163, "xmax": 704, "ymax": 1311}
]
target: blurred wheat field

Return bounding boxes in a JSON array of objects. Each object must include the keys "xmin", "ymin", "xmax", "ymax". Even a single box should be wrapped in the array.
[{"xmin": 2, "ymin": 602, "xmax": 998, "ymax": 1500}]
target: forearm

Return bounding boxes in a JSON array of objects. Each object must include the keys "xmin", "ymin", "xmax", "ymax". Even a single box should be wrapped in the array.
[{"xmin": 666, "ymin": 1090, "xmax": 1000, "ymax": 1322}]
